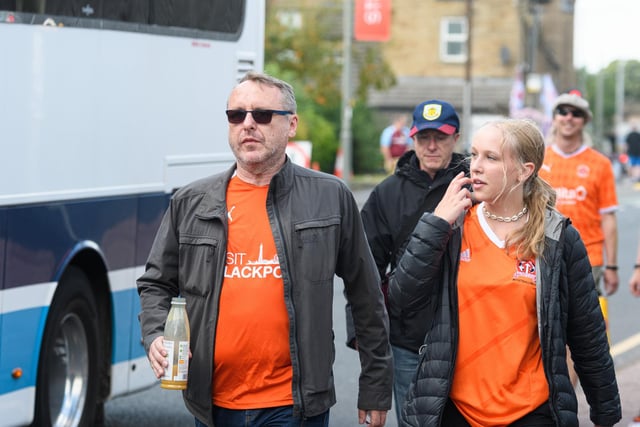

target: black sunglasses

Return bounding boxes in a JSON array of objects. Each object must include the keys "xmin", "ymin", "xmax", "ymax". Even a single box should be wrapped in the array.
[
  {"xmin": 555, "ymin": 106, "xmax": 586, "ymax": 119},
  {"xmin": 225, "ymin": 109, "xmax": 293, "ymax": 124}
]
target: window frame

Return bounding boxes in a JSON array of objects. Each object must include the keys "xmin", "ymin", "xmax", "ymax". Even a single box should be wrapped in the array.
[{"xmin": 439, "ymin": 16, "xmax": 468, "ymax": 63}]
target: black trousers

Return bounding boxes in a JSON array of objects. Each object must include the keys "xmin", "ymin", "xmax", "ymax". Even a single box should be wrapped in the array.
[{"xmin": 442, "ymin": 398, "xmax": 554, "ymax": 427}]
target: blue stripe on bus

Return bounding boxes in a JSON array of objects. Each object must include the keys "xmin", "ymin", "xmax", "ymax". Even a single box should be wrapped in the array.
[
  {"xmin": 0, "ymin": 306, "xmax": 46, "ymax": 394},
  {"xmin": 0, "ymin": 288, "xmax": 147, "ymax": 397},
  {"xmin": 0, "ymin": 192, "xmax": 170, "ymax": 396},
  {"xmin": 0, "ymin": 208, "xmax": 6, "ymax": 294},
  {"xmin": 112, "ymin": 287, "xmax": 148, "ymax": 362},
  {"xmin": 3, "ymin": 193, "xmax": 169, "ymax": 290}
]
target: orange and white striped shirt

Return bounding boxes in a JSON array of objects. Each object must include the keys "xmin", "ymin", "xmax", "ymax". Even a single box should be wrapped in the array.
[
  {"xmin": 539, "ymin": 145, "xmax": 618, "ymax": 266},
  {"xmin": 450, "ymin": 204, "xmax": 548, "ymax": 426}
]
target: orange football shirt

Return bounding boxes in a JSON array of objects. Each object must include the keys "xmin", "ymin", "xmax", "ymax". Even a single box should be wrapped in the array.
[
  {"xmin": 212, "ymin": 176, "xmax": 293, "ymax": 409},
  {"xmin": 539, "ymin": 145, "xmax": 618, "ymax": 266},
  {"xmin": 450, "ymin": 204, "xmax": 549, "ymax": 426}
]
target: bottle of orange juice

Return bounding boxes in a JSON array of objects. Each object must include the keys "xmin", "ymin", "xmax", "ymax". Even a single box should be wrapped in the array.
[{"xmin": 160, "ymin": 297, "xmax": 190, "ymax": 390}]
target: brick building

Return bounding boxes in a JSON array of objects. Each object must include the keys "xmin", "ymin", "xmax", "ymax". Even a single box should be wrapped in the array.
[
  {"xmin": 369, "ymin": 0, "xmax": 577, "ymax": 119},
  {"xmin": 268, "ymin": 0, "xmax": 577, "ymax": 143}
]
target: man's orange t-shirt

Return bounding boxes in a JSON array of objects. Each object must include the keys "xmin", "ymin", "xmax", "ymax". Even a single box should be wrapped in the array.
[
  {"xmin": 450, "ymin": 204, "xmax": 549, "ymax": 426},
  {"xmin": 212, "ymin": 176, "xmax": 293, "ymax": 409},
  {"xmin": 539, "ymin": 145, "xmax": 618, "ymax": 266}
]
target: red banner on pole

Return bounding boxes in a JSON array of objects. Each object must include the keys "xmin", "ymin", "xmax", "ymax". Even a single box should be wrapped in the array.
[{"xmin": 354, "ymin": 0, "xmax": 391, "ymax": 42}]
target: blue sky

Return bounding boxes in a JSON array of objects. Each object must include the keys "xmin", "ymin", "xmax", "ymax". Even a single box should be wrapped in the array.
[{"xmin": 574, "ymin": 0, "xmax": 637, "ymax": 72}]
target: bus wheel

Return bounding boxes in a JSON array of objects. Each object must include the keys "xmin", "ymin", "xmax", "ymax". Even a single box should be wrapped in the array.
[{"xmin": 32, "ymin": 266, "xmax": 100, "ymax": 427}]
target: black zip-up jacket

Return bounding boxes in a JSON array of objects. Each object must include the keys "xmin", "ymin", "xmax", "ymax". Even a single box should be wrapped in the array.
[
  {"xmin": 138, "ymin": 158, "xmax": 393, "ymax": 426},
  {"xmin": 388, "ymin": 209, "xmax": 621, "ymax": 427},
  {"xmin": 354, "ymin": 150, "xmax": 468, "ymax": 352}
]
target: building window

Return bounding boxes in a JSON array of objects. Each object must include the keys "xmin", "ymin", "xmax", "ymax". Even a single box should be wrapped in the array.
[
  {"xmin": 440, "ymin": 17, "xmax": 468, "ymax": 63},
  {"xmin": 276, "ymin": 10, "xmax": 303, "ymax": 30},
  {"xmin": 560, "ymin": 0, "xmax": 574, "ymax": 13}
]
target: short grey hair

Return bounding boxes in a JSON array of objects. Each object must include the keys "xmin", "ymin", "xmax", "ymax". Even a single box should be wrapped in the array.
[{"xmin": 236, "ymin": 72, "xmax": 297, "ymax": 112}]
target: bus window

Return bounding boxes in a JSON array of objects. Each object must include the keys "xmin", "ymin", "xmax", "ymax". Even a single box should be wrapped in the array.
[{"xmin": 2, "ymin": 0, "xmax": 245, "ymax": 36}]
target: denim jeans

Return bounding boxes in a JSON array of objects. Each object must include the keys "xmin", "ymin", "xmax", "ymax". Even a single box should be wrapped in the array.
[
  {"xmin": 391, "ymin": 344, "xmax": 420, "ymax": 422},
  {"xmin": 194, "ymin": 405, "xmax": 329, "ymax": 427}
]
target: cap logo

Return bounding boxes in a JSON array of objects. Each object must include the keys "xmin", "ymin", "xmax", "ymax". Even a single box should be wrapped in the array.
[{"xmin": 422, "ymin": 104, "xmax": 442, "ymax": 121}]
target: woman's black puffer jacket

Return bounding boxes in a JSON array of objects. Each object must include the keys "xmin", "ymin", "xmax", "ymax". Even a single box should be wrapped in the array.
[{"xmin": 388, "ymin": 209, "xmax": 621, "ymax": 427}]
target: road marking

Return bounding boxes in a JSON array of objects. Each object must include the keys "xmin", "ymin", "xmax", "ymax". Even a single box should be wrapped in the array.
[{"xmin": 611, "ymin": 332, "xmax": 640, "ymax": 358}]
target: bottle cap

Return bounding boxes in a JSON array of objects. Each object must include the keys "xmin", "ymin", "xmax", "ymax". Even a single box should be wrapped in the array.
[{"xmin": 171, "ymin": 297, "xmax": 186, "ymax": 305}]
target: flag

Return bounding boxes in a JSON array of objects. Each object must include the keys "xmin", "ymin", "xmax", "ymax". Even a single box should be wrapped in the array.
[
  {"xmin": 354, "ymin": 0, "xmax": 391, "ymax": 42},
  {"xmin": 539, "ymin": 74, "xmax": 558, "ymax": 121},
  {"xmin": 539, "ymin": 74, "xmax": 558, "ymax": 136},
  {"xmin": 509, "ymin": 69, "xmax": 525, "ymax": 117}
]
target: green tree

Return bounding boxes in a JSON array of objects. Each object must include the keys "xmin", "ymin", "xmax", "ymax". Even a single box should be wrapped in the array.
[
  {"xmin": 352, "ymin": 101, "xmax": 385, "ymax": 174},
  {"xmin": 264, "ymin": 2, "xmax": 396, "ymax": 173},
  {"xmin": 580, "ymin": 60, "xmax": 640, "ymax": 136}
]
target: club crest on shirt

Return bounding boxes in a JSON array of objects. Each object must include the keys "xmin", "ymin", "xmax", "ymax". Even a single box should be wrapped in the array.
[
  {"xmin": 513, "ymin": 259, "xmax": 536, "ymax": 282},
  {"xmin": 576, "ymin": 164, "xmax": 590, "ymax": 178},
  {"xmin": 459, "ymin": 248, "xmax": 471, "ymax": 262}
]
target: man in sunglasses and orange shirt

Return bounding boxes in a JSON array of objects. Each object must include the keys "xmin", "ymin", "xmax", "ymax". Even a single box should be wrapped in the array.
[
  {"xmin": 539, "ymin": 91, "xmax": 619, "ymax": 386},
  {"xmin": 138, "ymin": 72, "xmax": 392, "ymax": 427}
]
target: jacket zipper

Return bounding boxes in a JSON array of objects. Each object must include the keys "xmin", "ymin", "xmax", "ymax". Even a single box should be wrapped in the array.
[{"xmin": 268, "ymin": 185, "xmax": 305, "ymax": 418}]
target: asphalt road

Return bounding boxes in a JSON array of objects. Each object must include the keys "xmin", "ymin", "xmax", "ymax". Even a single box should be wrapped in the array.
[{"xmin": 104, "ymin": 178, "xmax": 640, "ymax": 427}]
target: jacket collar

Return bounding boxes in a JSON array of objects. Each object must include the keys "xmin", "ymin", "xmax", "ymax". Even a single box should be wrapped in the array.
[
  {"xmin": 194, "ymin": 156, "xmax": 294, "ymax": 219},
  {"xmin": 268, "ymin": 156, "xmax": 295, "ymax": 197},
  {"xmin": 396, "ymin": 151, "xmax": 468, "ymax": 187},
  {"xmin": 194, "ymin": 166, "xmax": 236, "ymax": 220},
  {"xmin": 544, "ymin": 208, "xmax": 565, "ymax": 242}
]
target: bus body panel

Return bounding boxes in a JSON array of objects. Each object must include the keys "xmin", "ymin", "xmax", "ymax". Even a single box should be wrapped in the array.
[
  {"xmin": 2, "ymin": 24, "xmax": 245, "ymax": 205},
  {"xmin": 0, "ymin": 1, "xmax": 264, "ymax": 424}
]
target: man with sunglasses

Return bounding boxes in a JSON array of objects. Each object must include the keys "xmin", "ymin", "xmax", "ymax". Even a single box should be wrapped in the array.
[
  {"xmin": 539, "ymin": 91, "xmax": 619, "ymax": 386},
  {"xmin": 138, "ymin": 72, "xmax": 392, "ymax": 427}
]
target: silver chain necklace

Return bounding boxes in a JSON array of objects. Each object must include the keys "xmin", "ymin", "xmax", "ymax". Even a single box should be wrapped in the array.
[{"xmin": 483, "ymin": 205, "xmax": 528, "ymax": 223}]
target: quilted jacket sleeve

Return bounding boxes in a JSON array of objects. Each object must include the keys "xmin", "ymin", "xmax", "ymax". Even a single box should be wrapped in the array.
[
  {"xmin": 563, "ymin": 224, "xmax": 621, "ymax": 426},
  {"xmin": 387, "ymin": 212, "xmax": 453, "ymax": 319}
]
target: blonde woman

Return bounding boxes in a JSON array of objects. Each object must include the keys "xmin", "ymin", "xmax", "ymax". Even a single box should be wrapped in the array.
[{"xmin": 389, "ymin": 119, "xmax": 620, "ymax": 427}]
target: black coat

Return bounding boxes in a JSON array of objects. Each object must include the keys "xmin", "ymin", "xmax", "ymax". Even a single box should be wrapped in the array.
[
  {"xmin": 388, "ymin": 209, "xmax": 621, "ymax": 427},
  {"xmin": 357, "ymin": 150, "xmax": 468, "ymax": 352}
]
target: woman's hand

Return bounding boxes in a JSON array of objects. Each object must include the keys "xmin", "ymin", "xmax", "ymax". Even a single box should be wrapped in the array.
[{"xmin": 434, "ymin": 172, "xmax": 473, "ymax": 225}]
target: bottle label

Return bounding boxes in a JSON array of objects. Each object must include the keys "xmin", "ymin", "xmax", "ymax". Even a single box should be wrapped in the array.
[
  {"xmin": 161, "ymin": 340, "xmax": 189, "ymax": 382},
  {"xmin": 175, "ymin": 341, "xmax": 189, "ymax": 381}
]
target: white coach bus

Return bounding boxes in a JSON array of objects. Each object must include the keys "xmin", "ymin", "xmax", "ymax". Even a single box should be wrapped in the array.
[{"xmin": 0, "ymin": 1, "xmax": 264, "ymax": 425}]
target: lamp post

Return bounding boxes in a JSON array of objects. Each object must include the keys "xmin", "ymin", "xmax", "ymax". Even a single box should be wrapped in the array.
[
  {"xmin": 462, "ymin": 0, "xmax": 472, "ymax": 152},
  {"xmin": 340, "ymin": 0, "xmax": 353, "ymax": 187},
  {"xmin": 615, "ymin": 60, "xmax": 626, "ymax": 149}
]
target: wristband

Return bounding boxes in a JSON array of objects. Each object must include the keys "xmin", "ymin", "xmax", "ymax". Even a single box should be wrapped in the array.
[{"xmin": 604, "ymin": 265, "xmax": 618, "ymax": 271}]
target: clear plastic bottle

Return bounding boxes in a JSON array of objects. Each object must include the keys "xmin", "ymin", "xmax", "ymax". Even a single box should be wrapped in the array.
[{"xmin": 160, "ymin": 297, "xmax": 190, "ymax": 390}]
